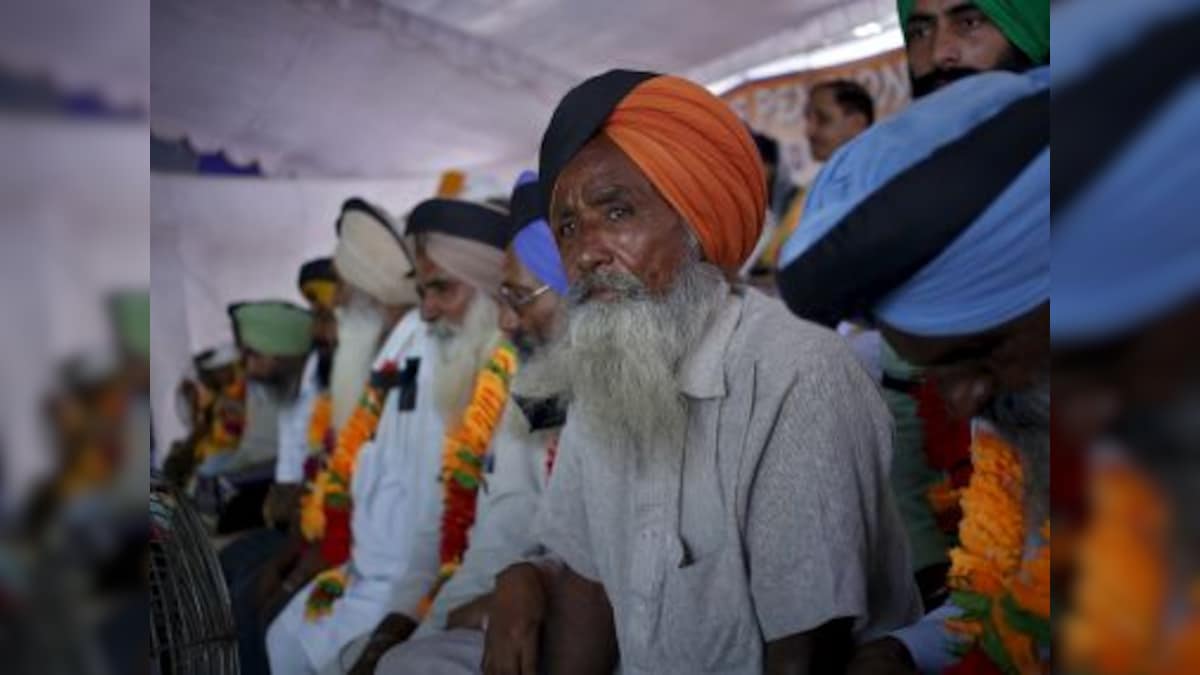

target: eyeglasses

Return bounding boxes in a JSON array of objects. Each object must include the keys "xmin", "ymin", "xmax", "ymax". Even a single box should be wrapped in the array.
[{"xmin": 497, "ymin": 283, "xmax": 551, "ymax": 310}]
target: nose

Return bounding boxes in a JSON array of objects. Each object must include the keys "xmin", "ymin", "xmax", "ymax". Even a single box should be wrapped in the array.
[
  {"xmin": 939, "ymin": 372, "xmax": 995, "ymax": 421},
  {"xmin": 932, "ymin": 30, "xmax": 962, "ymax": 68},
  {"xmin": 571, "ymin": 221, "xmax": 615, "ymax": 279},
  {"xmin": 498, "ymin": 303, "xmax": 520, "ymax": 337},
  {"xmin": 420, "ymin": 293, "xmax": 440, "ymax": 324}
]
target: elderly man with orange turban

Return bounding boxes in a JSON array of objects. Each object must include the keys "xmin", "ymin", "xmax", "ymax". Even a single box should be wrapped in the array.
[{"xmin": 481, "ymin": 70, "xmax": 920, "ymax": 675}]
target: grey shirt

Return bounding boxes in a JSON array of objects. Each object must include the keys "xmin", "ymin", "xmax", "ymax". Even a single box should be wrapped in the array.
[{"xmin": 534, "ymin": 285, "xmax": 921, "ymax": 674}]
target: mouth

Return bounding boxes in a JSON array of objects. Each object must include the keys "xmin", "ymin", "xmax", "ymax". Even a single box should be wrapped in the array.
[{"xmin": 584, "ymin": 287, "xmax": 619, "ymax": 303}]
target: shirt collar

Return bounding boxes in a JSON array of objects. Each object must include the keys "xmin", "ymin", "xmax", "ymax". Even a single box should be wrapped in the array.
[{"xmin": 677, "ymin": 282, "xmax": 741, "ymax": 400}]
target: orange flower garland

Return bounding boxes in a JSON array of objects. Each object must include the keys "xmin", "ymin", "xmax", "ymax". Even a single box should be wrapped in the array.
[
  {"xmin": 1063, "ymin": 462, "xmax": 1200, "ymax": 675},
  {"xmin": 946, "ymin": 427, "xmax": 1050, "ymax": 674},
  {"xmin": 304, "ymin": 566, "xmax": 350, "ymax": 621},
  {"xmin": 299, "ymin": 361, "xmax": 395, "ymax": 543},
  {"xmin": 195, "ymin": 374, "xmax": 246, "ymax": 461},
  {"xmin": 301, "ymin": 361, "xmax": 399, "ymax": 621},
  {"xmin": 306, "ymin": 392, "xmax": 333, "ymax": 458},
  {"xmin": 421, "ymin": 340, "xmax": 518, "ymax": 613}
]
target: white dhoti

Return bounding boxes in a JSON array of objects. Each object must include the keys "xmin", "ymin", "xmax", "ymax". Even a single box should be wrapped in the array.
[
  {"xmin": 265, "ymin": 569, "xmax": 387, "ymax": 674},
  {"xmin": 376, "ymin": 629, "xmax": 485, "ymax": 675}
]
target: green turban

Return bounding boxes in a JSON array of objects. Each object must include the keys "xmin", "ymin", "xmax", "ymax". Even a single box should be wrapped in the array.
[
  {"xmin": 110, "ymin": 290, "xmax": 150, "ymax": 359},
  {"xmin": 898, "ymin": 0, "xmax": 1049, "ymax": 65},
  {"xmin": 228, "ymin": 301, "xmax": 313, "ymax": 358}
]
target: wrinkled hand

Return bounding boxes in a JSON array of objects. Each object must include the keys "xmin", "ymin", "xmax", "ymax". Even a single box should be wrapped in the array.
[
  {"xmin": 347, "ymin": 613, "xmax": 417, "ymax": 675},
  {"xmin": 263, "ymin": 483, "xmax": 303, "ymax": 530},
  {"xmin": 482, "ymin": 563, "xmax": 548, "ymax": 675},
  {"xmin": 845, "ymin": 637, "xmax": 918, "ymax": 675},
  {"xmin": 446, "ymin": 593, "xmax": 493, "ymax": 631}
]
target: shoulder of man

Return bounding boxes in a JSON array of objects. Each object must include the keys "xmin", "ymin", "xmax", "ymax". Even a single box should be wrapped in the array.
[{"xmin": 729, "ymin": 286, "xmax": 865, "ymax": 379}]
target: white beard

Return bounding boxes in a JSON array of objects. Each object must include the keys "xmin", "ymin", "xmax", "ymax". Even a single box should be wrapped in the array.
[
  {"xmin": 431, "ymin": 294, "xmax": 501, "ymax": 425},
  {"xmin": 330, "ymin": 299, "xmax": 386, "ymax": 429},
  {"xmin": 515, "ymin": 257, "xmax": 724, "ymax": 456}
]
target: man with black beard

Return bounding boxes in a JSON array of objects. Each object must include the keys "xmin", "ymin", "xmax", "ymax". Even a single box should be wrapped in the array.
[
  {"xmin": 482, "ymin": 71, "xmax": 919, "ymax": 675},
  {"xmin": 900, "ymin": 0, "xmax": 1048, "ymax": 99},
  {"xmin": 776, "ymin": 65, "xmax": 1049, "ymax": 673}
]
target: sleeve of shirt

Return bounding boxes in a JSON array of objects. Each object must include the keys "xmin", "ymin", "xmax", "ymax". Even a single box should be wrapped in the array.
[
  {"xmin": 891, "ymin": 603, "xmax": 965, "ymax": 674},
  {"xmin": 744, "ymin": 355, "xmax": 896, "ymax": 642},
  {"xmin": 273, "ymin": 395, "xmax": 310, "ymax": 484},
  {"xmin": 531, "ymin": 423, "xmax": 599, "ymax": 581},
  {"xmin": 428, "ymin": 427, "xmax": 546, "ymax": 628}
]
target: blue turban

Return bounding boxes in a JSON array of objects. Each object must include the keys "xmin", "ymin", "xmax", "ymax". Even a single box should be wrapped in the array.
[
  {"xmin": 1052, "ymin": 0, "xmax": 1200, "ymax": 344},
  {"xmin": 509, "ymin": 170, "xmax": 569, "ymax": 295},
  {"xmin": 777, "ymin": 68, "xmax": 1049, "ymax": 337}
]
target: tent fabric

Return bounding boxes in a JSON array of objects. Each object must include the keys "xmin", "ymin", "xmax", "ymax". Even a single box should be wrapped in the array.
[{"xmin": 149, "ymin": 0, "xmax": 899, "ymax": 178}]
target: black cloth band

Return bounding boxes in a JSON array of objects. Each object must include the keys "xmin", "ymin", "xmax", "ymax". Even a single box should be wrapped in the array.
[
  {"xmin": 777, "ymin": 87, "xmax": 1049, "ymax": 328},
  {"xmin": 537, "ymin": 69, "xmax": 658, "ymax": 218},
  {"xmin": 406, "ymin": 198, "xmax": 512, "ymax": 250}
]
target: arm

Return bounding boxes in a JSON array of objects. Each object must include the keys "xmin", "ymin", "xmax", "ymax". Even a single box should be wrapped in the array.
[
  {"xmin": 764, "ymin": 618, "xmax": 854, "ymax": 675},
  {"xmin": 540, "ymin": 563, "xmax": 617, "ymax": 675},
  {"xmin": 483, "ymin": 557, "xmax": 617, "ymax": 675}
]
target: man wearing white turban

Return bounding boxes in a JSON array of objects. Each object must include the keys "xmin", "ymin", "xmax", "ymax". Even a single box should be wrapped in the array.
[{"xmin": 265, "ymin": 197, "xmax": 446, "ymax": 675}]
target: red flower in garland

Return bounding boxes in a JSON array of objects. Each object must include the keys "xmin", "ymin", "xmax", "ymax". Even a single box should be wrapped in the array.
[
  {"xmin": 915, "ymin": 377, "xmax": 973, "ymax": 483},
  {"xmin": 320, "ymin": 501, "xmax": 353, "ymax": 566}
]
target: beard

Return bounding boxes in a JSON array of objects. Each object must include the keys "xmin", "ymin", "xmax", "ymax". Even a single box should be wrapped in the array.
[
  {"xmin": 515, "ymin": 254, "xmax": 725, "ymax": 456},
  {"xmin": 909, "ymin": 43, "xmax": 1034, "ymax": 98},
  {"xmin": 432, "ymin": 294, "xmax": 501, "ymax": 425},
  {"xmin": 252, "ymin": 366, "xmax": 303, "ymax": 406},
  {"xmin": 1113, "ymin": 384, "xmax": 1200, "ymax": 560},
  {"xmin": 980, "ymin": 377, "xmax": 1051, "ymax": 528},
  {"xmin": 330, "ymin": 298, "xmax": 387, "ymax": 429}
]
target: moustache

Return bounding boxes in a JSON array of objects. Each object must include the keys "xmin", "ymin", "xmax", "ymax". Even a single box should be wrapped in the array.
[
  {"xmin": 567, "ymin": 271, "xmax": 647, "ymax": 306},
  {"xmin": 910, "ymin": 67, "xmax": 981, "ymax": 98}
]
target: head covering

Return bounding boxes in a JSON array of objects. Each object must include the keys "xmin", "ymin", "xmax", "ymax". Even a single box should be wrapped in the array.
[
  {"xmin": 297, "ymin": 257, "xmax": 337, "ymax": 311},
  {"xmin": 1052, "ymin": 1, "xmax": 1200, "ymax": 345},
  {"xmin": 194, "ymin": 342, "xmax": 239, "ymax": 372},
  {"xmin": 228, "ymin": 301, "xmax": 313, "ymax": 357},
  {"xmin": 539, "ymin": 70, "xmax": 767, "ymax": 273},
  {"xmin": 778, "ymin": 69, "xmax": 1049, "ymax": 337},
  {"xmin": 898, "ymin": 0, "xmax": 1050, "ymax": 65},
  {"xmin": 334, "ymin": 198, "xmax": 417, "ymax": 307},
  {"xmin": 109, "ymin": 289, "xmax": 150, "ymax": 358},
  {"xmin": 509, "ymin": 171, "xmax": 569, "ymax": 295},
  {"xmin": 406, "ymin": 198, "xmax": 511, "ymax": 293}
]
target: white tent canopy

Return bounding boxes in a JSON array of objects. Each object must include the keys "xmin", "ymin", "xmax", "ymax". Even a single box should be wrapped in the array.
[{"xmin": 151, "ymin": 0, "xmax": 898, "ymax": 178}]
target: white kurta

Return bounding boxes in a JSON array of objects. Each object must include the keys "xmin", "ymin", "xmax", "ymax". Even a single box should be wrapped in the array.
[
  {"xmin": 417, "ymin": 409, "xmax": 554, "ymax": 635},
  {"xmin": 267, "ymin": 311, "xmax": 446, "ymax": 674},
  {"xmin": 376, "ymin": 408, "xmax": 557, "ymax": 675},
  {"xmin": 275, "ymin": 351, "xmax": 324, "ymax": 484}
]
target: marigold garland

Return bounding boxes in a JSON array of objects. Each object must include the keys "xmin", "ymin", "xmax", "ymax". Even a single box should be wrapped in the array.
[
  {"xmin": 304, "ymin": 566, "xmax": 350, "ymax": 621},
  {"xmin": 194, "ymin": 374, "xmax": 246, "ymax": 461},
  {"xmin": 298, "ymin": 361, "xmax": 396, "ymax": 545},
  {"xmin": 915, "ymin": 377, "xmax": 974, "ymax": 537},
  {"xmin": 306, "ymin": 392, "xmax": 333, "ymax": 457},
  {"xmin": 945, "ymin": 427, "xmax": 1050, "ymax": 675},
  {"xmin": 1063, "ymin": 462, "xmax": 1200, "ymax": 675},
  {"xmin": 421, "ymin": 341, "xmax": 517, "ymax": 613}
]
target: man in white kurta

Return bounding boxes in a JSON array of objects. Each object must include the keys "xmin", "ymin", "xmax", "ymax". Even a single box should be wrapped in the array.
[
  {"xmin": 265, "ymin": 309, "xmax": 445, "ymax": 673},
  {"xmin": 376, "ymin": 172, "xmax": 570, "ymax": 675},
  {"xmin": 265, "ymin": 198, "xmax": 444, "ymax": 675}
]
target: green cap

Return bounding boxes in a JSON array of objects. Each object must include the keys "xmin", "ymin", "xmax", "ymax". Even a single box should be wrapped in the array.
[
  {"xmin": 110, "ymin": 289, "xmax": 150, "ymax": 358},
  {"xmin": 897, "ymin": 0, "xmax": 1049, "ymax": 65},
  {"xmin": 228, "ymin": 301, "xmax": 313, "ymax": 357}
]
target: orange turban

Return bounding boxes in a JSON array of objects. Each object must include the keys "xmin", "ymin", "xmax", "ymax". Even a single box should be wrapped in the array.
[{"xmin": 539, "ymin": 71, "xmax": 767, "ymax": 273}]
